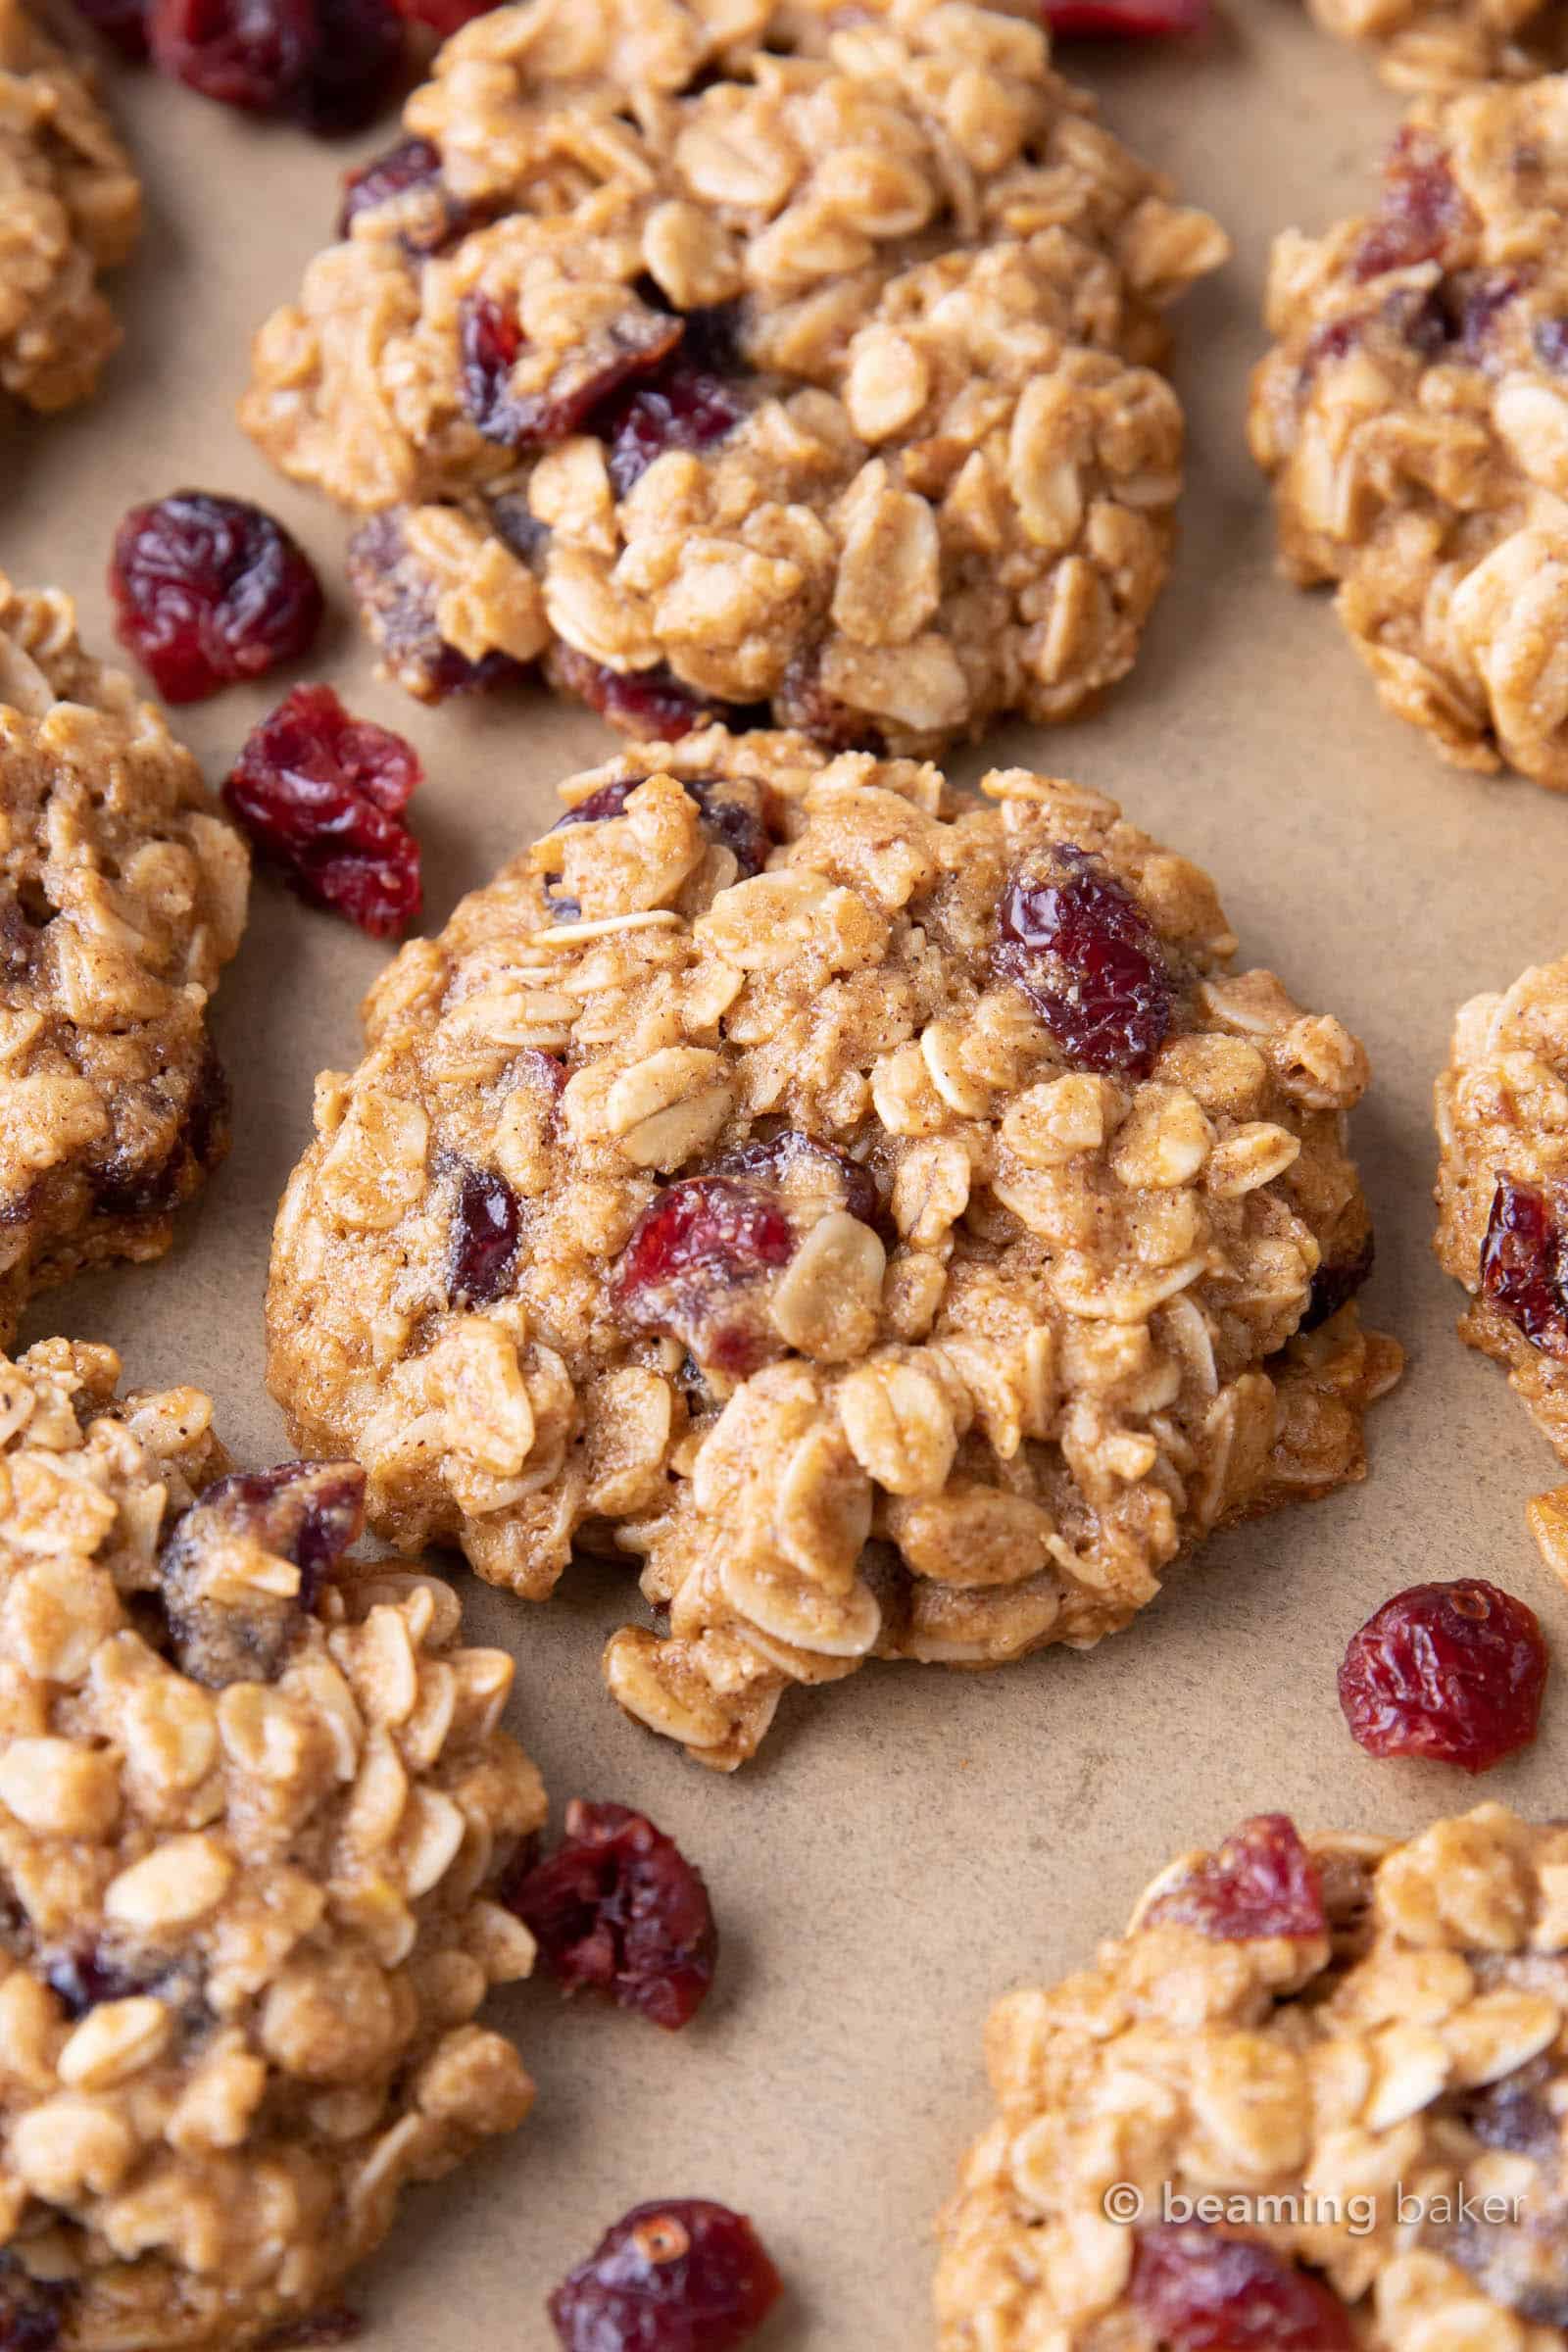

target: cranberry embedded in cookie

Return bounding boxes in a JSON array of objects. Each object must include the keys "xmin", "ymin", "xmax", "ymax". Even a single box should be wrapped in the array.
[
  {"xmin": 0, "ymin": 1339, "xmax": 545, "ymax": 2350},
  {"xmin": 240, "ymin": 0, "xmax": 1229, "ymax": 754},
  {"xmin": 936, "ymin": 1805, "xmax": 1568, "ymax": 2349},
  {"xmin": 265, "ymin": 727, "xmax": 1400, "ymax": 1769}
]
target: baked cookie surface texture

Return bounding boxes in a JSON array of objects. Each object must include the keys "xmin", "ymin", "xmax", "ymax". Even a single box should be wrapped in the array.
[
  {"xmin": 267, "ymin": 729, "xmax": 1400, "ymax": 1768},
  {"xmin": 241, "ymin": 0, "xmax": 1228, "ymax": 754},
  {"xmin": 1309, "ymin": 0, "xmax": 1568, "ymax": 89}
]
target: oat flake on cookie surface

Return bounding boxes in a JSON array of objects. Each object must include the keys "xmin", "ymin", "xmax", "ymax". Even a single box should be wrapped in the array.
[
  {"xmin": 1250, "ymin": 74, "xmax": 1568, "ymax": 793},
  {"xmin": 1308, "ymin": 0, "xmax": 1568, "ymax": 89},
  {"xmin": 0, "ymin": 0, "xmax": 140, "ymax": 414},
  {"xmin": 0, "ymin": 576, "xmax": 248, "ymax": 1349},
  {"xmin": 266, "ymin": 728, "xmax": 1400, "ymax": 1769},
  {"xmin": 935, "ymin": 1805, "xmax": 1568, "ymax": 2349},
  {"xmin": 239, "ymin": 0, "xmax": 1228, "ymax": 756},
  {"xmin": 0, "ymin": 1338, "xmax": 545, "ymax": 2351}
]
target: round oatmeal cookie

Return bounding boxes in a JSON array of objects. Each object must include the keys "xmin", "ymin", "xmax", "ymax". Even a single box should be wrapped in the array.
[
  {"xmin": 239, "ymin": 0, "xmax": 1228, "ymax": 755},
  {"xmin": 1308, "ymin": 0, "xmax": 1568, "ymax": 89},
  {"xmin": 0, "ymin": 0, "xmax": 139, "ymax": 414},
  {"xmin": 0, "ymin": 573, "xmax": 248, "ymax": 1348},
  {"xmin": 935, "ymin": 1804, "xmax": 1568, "ymax": 2349},
  {"xmin": 266, "ymin": 727, "xmax": 1400, "ymax": 1770},
  {"xmin": 1250, "ymin": 76, "xmax": 1568, "ymax": 793},
  {"xmin": 0, "ymin": 1336, "xmax": 545, "ymax": 2351}
]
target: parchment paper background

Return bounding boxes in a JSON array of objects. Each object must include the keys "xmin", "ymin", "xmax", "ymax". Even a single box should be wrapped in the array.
[{"xmin": 6, "ymin": 6, "xmax": 1567, "ymax": 2340}]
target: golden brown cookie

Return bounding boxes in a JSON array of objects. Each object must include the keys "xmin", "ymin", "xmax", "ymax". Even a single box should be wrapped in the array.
[{"xmin": 1308, "ymin": 0, "xmax": 1568, "ymax": 89}]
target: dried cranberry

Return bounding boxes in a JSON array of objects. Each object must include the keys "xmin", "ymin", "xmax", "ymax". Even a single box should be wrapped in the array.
[
  {"xmin": 386, "ymin": 0, "xmax": 493, "ymax": 33},
  {"xmin": 713, "ymin": 1130, "xmax": 878, "ymax": 1227},
  {"xmin": 1146, "ymin": 1815, "xmax": 1326, "ymax": 1941},
  {"xmin": 1455, "ymin": 2058, "xmax": 1561, "ymax": 2162},
  {"xmin": 1456, "ymin": 271, "xmax": 1521, "ymax": 362},
  {"xmin": 346, "ymin": 511, "xmax": 526, "ymax": 702},
  {"xmin": 110, "ymin": 491, "xmax": 324, "ymax": 703},
  {"xmin": 1536, "ymin": 318, "xmax": 1568, "ymax": 372},
  {"xmin": 548, "ymin": 771, "xmax": 773, "ymax": 878},
  {"xmin": 158, "ymin": 1461, "xmax": 365, "ymax": 1687},
  {"xmin": 1353, "ymin": 127, "xmax": 1468, "ymax": 282},
  {"xmin": 548, "ymin": 644, "xmax": 760, "ymax": 743},
  {"xmin": 448, "ymin": 1162, "xmax": 520, "ymax": 1307},
  {"xmin": 503, "ymin": 1799, "xmax": 717, "ymax": 2031},
  {"xmin": 1129, "ymin": 2226, "xmax": 1353, "ymax": 2350},
  {"xmin": 223, "ymin": 684, "xmax": 422, "ymax": 939},
  {"xmin": 1338, "ymin": 1578, "xmax": 1548, "ymax": 1772},
  {"xmin": 613, "ymin": 1177, "xmax": 795, "ymax": 1379},
  {"xmin": 994, "ymin": 845, "xmax": 1174, "ymax": 1077},
  {"xmin": 290, "ymin": 0, "xmax": 402, "ymax": 136},
  {"xmin": 599, "ymin": 364, "xmax": 747, "ymax": 500},
  {"xmin": 74, "ymin": 0, "xmax": 151, "ymax": 57},
  {"xmin": 1480, "ymin": 1174, "xmax": 1568, "ymax": 1355},
  {"xmin": 44, "ymin": 1942, "xmax": 162, "ymax": 2018},
  {"xmin": 0, "ymin": 2260, "xmax": 74, "ymax": 2352},
  {"xmin": 459, "ymin": 294, "xmax": 682, "ymax": 450},
  {"xmin": 1043, "ymin": 0, "xmax": 1207, "ymax": 30},
  {"xmin": 91, "ymin": 1044, "xmax": 230, "ymax": 1221},
  {"xmin": 148, "ymin": 0, "xmax": 316, "ymax": 110},
  {"xmin": 338, "ymin": 136, "xmax": 472, "ymax": 249},
  {"xmin": 549, "ymin": 2201, "xmax": 781, "ymax": 2352},
  {"xmin": 1298, "ymin": 1231, "xmax": 1374, "ymax": 1333},
  {"xmin": 774, "ymin": 648, "xmax": 885, "ymax": 755},
  {"xmin": 487, "ymin": 493, "xmax": 547, "ymax": 564}
]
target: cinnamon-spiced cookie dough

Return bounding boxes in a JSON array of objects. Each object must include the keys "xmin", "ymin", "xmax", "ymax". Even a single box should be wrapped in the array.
[
  {"xmin": 267, "ymin": 727, "xmax": 1400, "ymax": 1770},
  {"xmin": 0, "ymin": 575, "xmax": 248, "ymax": 1348},
  {"xmin": 0, "ymin": 0, "xmax": 140, "ymax": 414},
  {"xmin": 0, "ymin": 1338, "xmax": 545, "ymax": 2351},
  {"xmin": 1250, "ymin": 75, "xmax": 1568, "ymax": 791},
  {"xmin": 240, "ymin": 0, "xmax": 1228, "ymax": 755},
  {"xmin": 1308, "ymin": 0, "xmax": 1568, "ymax": 88},
  {"xmin": 936, "ymin": 1806, "xmax": 1568, "ymax": 2349}
]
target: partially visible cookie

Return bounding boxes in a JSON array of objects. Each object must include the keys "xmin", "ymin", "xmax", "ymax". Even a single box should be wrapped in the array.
[
  {"xmin": 0, "ymin": 575, "xmax": 248, "ymax": 1346},
  {"xmin": 0, "ymin": 0, "xmax": 140, "ymax": 413},
  {"xmin": 1308, "ymin": 0, "xmax": 1568, "ymax": 88},
  {"xmin": 935, "ymin": 1805, "xmax": 1568, "ymax": 2350},
  {"xmin": 266, "ymin": 727, "xmax": 1399, "ymax": 1770},
  {"xmin": 241, "ymin": 0, "xmax": 1228, "ymax": 755},
  {"xmin": 1250, "ymin": 77, "xmax": 1568, "ymax": 791},
  {"xmin": 0, "ymin": 1337, "xmax": 544, "ymax": 2352}
]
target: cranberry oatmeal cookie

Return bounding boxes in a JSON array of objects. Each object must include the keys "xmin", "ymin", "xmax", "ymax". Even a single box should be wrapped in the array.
[
  {"xmin": 936, "ymin": 1805, "xmax": 1568, "ymax": 2349},
  {"xmin": 0, "ymin": 574, "xmax": 248, "ymax": 1348},
  {"xmin": 0, "ymin": 1336, "xmax": 544, "ymax": 2351},
  {"xmin": 266, "ymin": 728, "xmax": 1400, "ymax": 1770},
  {"xmin": 239, "ymin": 0, "xmax": 1228, "ymax": 754},
  {"xmin": 1251, "ymin": 75, "xmax": 1568, "ymax": 791},
  {"xmin": 1308, "ymin": 0, "xmax": 1568, "ymax": 89},
  {"xmin": 0, "ymin": 0, "xmax": 139, "ymax": 414}
]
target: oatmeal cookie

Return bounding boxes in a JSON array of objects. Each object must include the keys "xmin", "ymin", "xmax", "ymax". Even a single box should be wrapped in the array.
[
  {"xmin": 0, "ymin": 574, "xmax": 248, "ymax": 1347},
  {"xmin": 266, "ymin": 728, "xmax": 1400, "ymax": 1770},
  {"xmin": 0, "ymin": 0, "xmax": 139, "ymax": 413},
  {"xmin": 239, "ymin": 0, "xmax": 1228, "ymax": 756},
  {"xmin": 0, "ymin": 1336, "xmax": 545, "ymax": 2352},
  {"xmin": 935, "ymin": 1805, "xmax": 1568, "ymax": 2349},
  {"xmin": 1308, "ymin": 0, "xmax": 1568, "ymax": 89},
  {"xmin": 1250, "ymin": 76, "xmax": 1568, "ymax": 792}
]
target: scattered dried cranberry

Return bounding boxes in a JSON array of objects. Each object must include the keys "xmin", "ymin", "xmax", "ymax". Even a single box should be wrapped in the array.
[
  {"xmin": 158, "ymin": 1460, "xmax": 365, "ymax": 1687},
  {"xmin": 600, "ymin": 364, "xmax": 747, "ymax": 500},
  {"xmin": 549, "ymin": 2201, "xmax": 781, "ymax": 2352},
  {"xmin": 549, "ymin": 644, "xmax": 759, "ymax": 744},
  {"xmin": 1043, "ymin": 0, "xmax": 1207, "ymax": 31},
  {"xmin": 338, "ymin": 135, "xmax": 472, "ymax": 249},
  {"xmin": 1145, "ymin": 1815, "xmax": 1326, "ymax": 1942},
  {"xmin": 290, "ymin": 0, "xmax": 403, "ymax": 137},
  {"xmin": 223, "ymin": 684, "xmax": 423, "ymax": 938},
  {"xmin": 448, "ymin": 1162, "xmax": 520, "ymax": 1308},
  {"xmin": 1298, "ymin": 1231, "xmax": 1374, "ymax": 1333},
  {"xmin": 612, "ymin": 1177, "xmax": 795, "ymax": 1379},
  {"xmin": 73, "ymin": 0, "xmax": 151, "ymax": 58},
  {"xmin": 1129, "ymin": 2226, "xmax": 1353, "ymax": 2350},
  {"xmin": 1339, "ymin": 1578, "xmax": 1548, "ymax": 1772},
  {"xmin": 148, "ymin": 0, "xmax": 316, "ymax": 110},
  {"xmin": 1483, "ymin": 1174, "xmax": 1568, "ymax": 1357},
  {"xmin": 994, "ymin": 845, "xmax": 1174, "ymax": 1077},
  {"xmin": 0, "ymin": 2260, "xmax": 74, "ymax": 2352},
  {"xmin": 504, "ymin": 1799, "xmax": 717, "ymax": 2031},
  {"xmin": 459, "ymin": 294, "xmax": 681, "ymax": 450},
  {"xmin": 110, "ymin": 491, "xmax": 324, "ymax": 703},
  {"xmin": 1353, "ymin": 127, "xmax": 1468, "ymax": 282}
]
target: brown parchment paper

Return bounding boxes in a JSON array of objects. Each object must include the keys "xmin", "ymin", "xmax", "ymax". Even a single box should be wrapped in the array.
[{"xmin": 7, "ymin": 5, "xmax": 1568, "ymax": 2342}]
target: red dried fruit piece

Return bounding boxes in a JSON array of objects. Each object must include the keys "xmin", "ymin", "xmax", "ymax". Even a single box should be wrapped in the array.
[
  {"xmin": 90, "ymin": 1042, "xmax": 229, "ymax": 1221},
  {"xmin": 44, "ymin": 1943, "xmax": 167, "ymax": 2018},
  {"xmin": 223, "ymin": 684, "xmax": 423, "ymax": 939},
  {"xmin": 1353, "ymin": 126, "xmax": 1468, "ymax": 282},
  {"xmin": 110, "ymin": 491, "xmax": 324, "ymax": 703},
  {"xmin": 1299, "ymin": 1231, "xmax": 1374, "ymax": 1333},
  {"xmin": 1147, "ymin": 1816, "xmax": 1325, "ymax": 1941},
  {"xmin": 713, "ymin": 1130, "xmax": 879, "ymax": 1227},
  {"xmin": 548, "ymin": 771, "xmax": 773, "ymax": 879},
  {"xmin": 448, "ymin": 1162, "xmax": 520, "ymax": 1307},
  {"xmin": 1482, "ymin": 1173, "xmax": 1568, "ymax": 1357},
  {"xmin": 1129, "ymin": 2225, "xmax": 1353, "ymax": 2350},
  {"xmin": 773, "ymin": 647, "xmax": 886, "ymax": 755},
  {"xmin": 1044, "ymin": 0, "xmax": 1207, "ymax": 32},
  {"xmin": 549, "ymin": 2200, "xmax": 781, "ymax": 2352},
  {"xmin": 459, "ymin": 294, "xmax": 682, "ymax": 450},
  {"xmin": 386, "ymin": 0, "xmax": 493, "ymax": 34},
  {"xmin": 612, "ymin": 1176, "xmax": 796, "ymax": 1379},
  {"xmin": 1339, "ymin": 1579, "xmax": 1548, "ymax": 1772},
  {"xmin": 148, "ymin": 0, "xmax": 316, "ymax": 110},
  {"xmin": 503, "ymin": 1799, "xmax": 717, "ymax": 2031},
  {"xmin": 290, "ymin": 0, "xmax": 403, "ymax": 136},
  {"xmin": 549, "ymin": 644, "xmax": 759, "ymax": 744},
  {"xmin": 157, "ymin": 1461, "xmax": 365, "ymax": 1689},
  {"xmin": 73, "ymin": 0, "xmax": 151, "ymax": 60},
  {"xmin": 600, "ymin": 364, "xmax": 747, "ymax": 500},
  {"xmin": 994, "ymin": 845, "xmax": 1174, "ymax": 1078},
  {"xmin": 338, "ymin": 135, "xmax": 473, "ymax": 249},
  {"xmin": 347, "ymin": 511, "xmax": 525, "ymax": 702}
]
